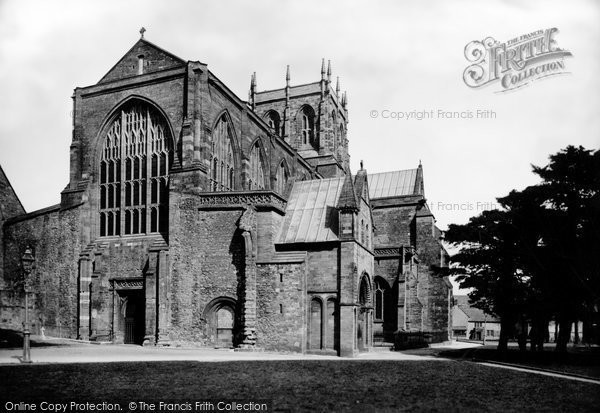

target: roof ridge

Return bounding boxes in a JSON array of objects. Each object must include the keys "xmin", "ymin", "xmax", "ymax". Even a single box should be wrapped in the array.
[{"xmin": 368, "ymin": 168, "xmax": 419, "ymax": 176}]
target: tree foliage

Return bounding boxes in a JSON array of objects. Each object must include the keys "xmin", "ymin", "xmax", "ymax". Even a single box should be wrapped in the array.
[{"xmin": 445, "ymin": 146, "xmax": 600, "ymax": 352}]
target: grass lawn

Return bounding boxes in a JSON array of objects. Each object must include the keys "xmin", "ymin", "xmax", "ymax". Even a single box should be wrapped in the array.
[
  {"xmin": 433, "ymin": 346, "xmax": 600, "ymax": 379},
  {"xmin": 1, "ymin": 360, "xmax": 599, "ymax": 412}
]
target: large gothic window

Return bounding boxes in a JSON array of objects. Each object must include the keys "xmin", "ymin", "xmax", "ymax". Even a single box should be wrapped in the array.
[
  {"xmin": 248, "ymin": 142, "xmax": 266, "ymax": 190},
  {"xmin": 275, "ymin": 160, "xmax": 288, "ymax": 195},
  {"xmin": 210, "ymin": 115, "xmax": 235, "ymax": 191},
  {"xmin": 99, "ymin": 102, "xmax": 172, "ymax": 237}
]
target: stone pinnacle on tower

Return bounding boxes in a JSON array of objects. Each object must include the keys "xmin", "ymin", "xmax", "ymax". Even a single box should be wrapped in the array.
[
  {"xmin": 327, "ymin": 60, "xmax": 332, "ymax": 83},
  {"xmin": 336, "ymin": 76, "xmax": 340, "ymax": 96},
  {"xmin": 321, "ymin": 58, "xmax": 326, "ymax": 81},
  {"xmin": 249, "ymin": 72, "xmax": 257, "ymax": 109},
  {"xmin": 286, "ymin": 65, "xmax": 290, "ymax": 87}
]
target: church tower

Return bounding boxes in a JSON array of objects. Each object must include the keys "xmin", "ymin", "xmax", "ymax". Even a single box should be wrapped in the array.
[{"xmin": 250, "ymin": 60, "xmax": 350, "ymax": 177}]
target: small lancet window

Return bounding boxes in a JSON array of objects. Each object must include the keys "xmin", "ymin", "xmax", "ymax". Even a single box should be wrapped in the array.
[{"xmin": 137, "ymin": 55, "xmax": 145, "ymax": 75}]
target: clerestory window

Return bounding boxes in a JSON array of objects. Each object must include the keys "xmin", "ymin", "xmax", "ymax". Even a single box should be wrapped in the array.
[
  {"xmin": 210, "ymin": 115, "xmax": 235, "ymax": 191},
  {"xmin": 275, "ymin": 161, "xmax": 288, "ymax": 195},
  {"xmin": 248, "ymin": 142, "xmax": 266, "ymax": 190}
]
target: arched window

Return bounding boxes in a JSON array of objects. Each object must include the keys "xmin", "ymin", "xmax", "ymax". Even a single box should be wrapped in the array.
[
  {"xmin": 326, "ymin": 298, "xmax": 336, "ymax": 350},
  {"xmin": 298, "ymin": 106, "xmax": 316, "ymax": 149},
  {"xmin": 375, "ymin": 278, "xmax": 384, "ymax": 321},
  {"xmin": 360, "ymin": 219, "xmax": 365, "ymax": 245},
  {"xmin": 359, "ymin": 276, "xmax": 370, "ymax": 306},
  {"xmin": 275, "ymin": 160, "xmax": 288, "ymax": 195},
  {"xmin": 248, "ymin": 142, "xmax": 266, "ymax": 190},
  {"xmin": 310, "ymin": 298, "xmax": 322, "ymax": 349},
  {"xmin": 99, "ymin": 102, "xmax": 172, "ymax": 237},
  {"xmin": 264, "ymin": 111, "xmax": 281, "ymax": 135},
  {"xmin": 210, "ymin": 115, "xmax": 235, "ymax": 191}
]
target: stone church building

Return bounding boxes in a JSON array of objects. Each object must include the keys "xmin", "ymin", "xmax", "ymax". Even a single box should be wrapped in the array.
[{"xmin": 0, "ymin": 35, "xmax": 452, "ymax": 356}]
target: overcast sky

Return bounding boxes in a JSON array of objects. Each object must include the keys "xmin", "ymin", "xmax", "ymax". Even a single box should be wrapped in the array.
[{"xmin": 1, "ymin": 0, "xmax": 598, "ymax": 232}]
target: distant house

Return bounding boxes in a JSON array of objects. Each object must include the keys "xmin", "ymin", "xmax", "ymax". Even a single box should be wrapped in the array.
[{"xmin": 452, "ymin": 296, "xmax": 500, "ymax": 341}]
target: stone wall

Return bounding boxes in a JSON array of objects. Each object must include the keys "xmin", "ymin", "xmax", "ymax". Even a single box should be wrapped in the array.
[
  {"xmin": 371, "ymin": 206, "xmax": 414, "ymax": 247},
  {"xmin": 306, "ymin": 244, "xmax": 339, "ymax": 292},
  {"xmin": 415, "ymin": 214, "xmax": 450, "ymax": 339},
  {"xmin": 1, "ymin": 206, "xmax": 82, "ymax": 337},
  {"xmin": 168, "ymin": 193, "xmax": 246, "ymax": 344},
  {"xmin": 256, "ymin": 262, "xmax": 306, "ymax": 352},
  {"xmin": 0, "ymin": 167, "xmax": 26, "ymax": 285},
  {"xmin": 371, "ymin": 200, "xmax": 451, "ymax": 341},
  {"xmin": 87, "ymin": 236, "xmax": 162, "ymax": 341}
]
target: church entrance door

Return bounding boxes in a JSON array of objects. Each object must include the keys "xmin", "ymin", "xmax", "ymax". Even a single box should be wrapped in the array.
[
  {"xmin": 204, "ymin": 297, "xmax": 237, "ymax": 348},
  {"xmin": 216, "ymin": 307, "xmax": 234, "ymax": 347},
  {"xmin": 116, "ymin": 290, "xmax": 145, "ymax": 345}
]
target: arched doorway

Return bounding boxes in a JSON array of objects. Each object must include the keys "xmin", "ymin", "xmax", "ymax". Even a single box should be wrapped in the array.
[
  {"xmin": 357, "ymin": 275, "xmax": 372, "ymax": 351},
  {"xmin": 119, "ymin": 290, "xmax": 145, "ymax": 345},
  {"xmin": 216, "ymin": 306, "xmax": 234, "ymax": 347},
  {"xmin": 204, "ymin": 297, "xmax": 237, "ymax": 348},
  {"xmin": 373, "ymin": 277, "xmax": 396, "ymax": 343}
]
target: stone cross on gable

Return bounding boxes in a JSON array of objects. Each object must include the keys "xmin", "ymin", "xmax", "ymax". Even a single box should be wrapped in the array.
[{"xmin": 140, "ymin": 27, "xmax": 146, "ymax": 39}]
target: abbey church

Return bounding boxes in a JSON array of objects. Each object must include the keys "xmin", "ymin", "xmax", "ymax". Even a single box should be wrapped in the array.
[{"xmin": 0, "ymin": 34, "xmax": 452, "ymax": 356}]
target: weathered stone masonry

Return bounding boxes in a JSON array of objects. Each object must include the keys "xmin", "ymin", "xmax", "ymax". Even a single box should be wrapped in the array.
[{"xmin": 0, "ymin": 36, "xmax": 451, "ymax": 356}]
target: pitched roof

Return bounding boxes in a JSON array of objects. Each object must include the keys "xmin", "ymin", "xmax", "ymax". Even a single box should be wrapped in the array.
[
  {"xmin": 278, "ymin": 177, "xmax": 346, "ymax": 243},
  {"xmin": 337, "ymin": 173, "xmax": 359, "ymax": 210},
  {"xmin": 0, "ymin": 165, "xmax": 25, "ymax": 220},
  {"xmin": 454, "ymin": 296, "xmax": 500, "ymax": 322},
  {"xmin": 368, "ymin": 168, "xmax": 423, "ymax": 199}
]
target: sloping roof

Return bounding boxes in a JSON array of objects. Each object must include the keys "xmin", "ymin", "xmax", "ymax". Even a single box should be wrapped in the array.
[
  {"xmin": 278, "ymin": 177, "xmax": 346, "ymax": 243},
  {"xmin": 0, "ymin": 165, "xmax": 25, "ymax": 220},
  {"xmin": 337, "ymin": 173, "xmax": 359, "ymax": 210},
  {"xmin": 454, "ymin": 296, "xmax": 500, "ymax": 322},
  {"xmin": 368, "ymin": 168, "xmax": 421, "ymax": 199},
  {"xmin": 98, "ymin": 38, "xmax": 186, "ymax": 84}
]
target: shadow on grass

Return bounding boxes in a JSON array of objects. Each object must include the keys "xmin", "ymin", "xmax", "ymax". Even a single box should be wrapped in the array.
[
  {"xmin": 438, "ymin": 346, "xmax": 600, "ymax": 378},
  {"xmin": 0, "ymin": 329, "xmax": 66, "ymax": 349},
  {"xmin": 1, "ymin": 360, "xmax": 599, "ymax": 411}
]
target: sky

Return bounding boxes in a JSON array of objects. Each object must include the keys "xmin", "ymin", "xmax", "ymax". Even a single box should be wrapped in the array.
[{"xmin": 0, "ymin": 0, "xmax": 598, "ymax": 234}]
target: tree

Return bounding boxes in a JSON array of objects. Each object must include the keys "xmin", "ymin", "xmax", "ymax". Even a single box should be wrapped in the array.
[
  {"xmin": 445, "ymin": 209, "xmax": 528, "ymax": 351},
  {"xmin": 446, "ymin": 146, "xmax": 600, "ymax": 352},
  {"xmin": 528, "ymin": 146, "xmax": 600, "ymax": 351}
]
